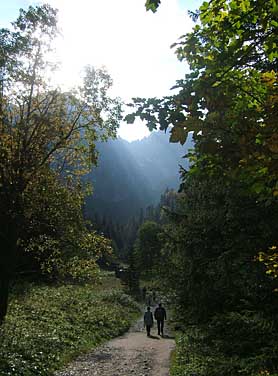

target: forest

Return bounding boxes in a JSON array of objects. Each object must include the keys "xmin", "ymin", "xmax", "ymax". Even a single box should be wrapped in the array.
[{"xmin": 1, "ymin": 0, "xmax": 278, "ymax": 375}]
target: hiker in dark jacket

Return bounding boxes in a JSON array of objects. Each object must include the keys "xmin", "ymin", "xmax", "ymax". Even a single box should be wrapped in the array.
[{"xmin": 154, "ymin": 303, "xmax": 167, "ymax": 336}]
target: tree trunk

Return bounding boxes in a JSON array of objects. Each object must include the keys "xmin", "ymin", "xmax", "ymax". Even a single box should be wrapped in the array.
[
  {"xmin": 0, "ymin": 226, "xmax": 18, "ymax": 325},
  {"xmin": 0, "ymin": 272, "xmax": 9, "ymax": 325}
]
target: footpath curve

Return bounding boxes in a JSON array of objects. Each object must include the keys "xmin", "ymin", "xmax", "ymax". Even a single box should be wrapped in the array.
[{"xmin": 55, "ymin": 310, "xmax": 175, "ymax": 376}]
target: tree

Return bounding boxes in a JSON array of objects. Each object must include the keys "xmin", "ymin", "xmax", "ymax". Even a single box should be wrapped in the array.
[
  {"xmin": 134, "ymin": 220, "xmax": 162, "ymax": 274},
  {"xmin": 160, "ymin": 172, "xmax": 278, "ymax": 322},
  {"xmin": 0, "ymin": 5, "xmax": 122, "ymax": 323},
  {"xmin": 131, "ymin": 0, "xmax": 278, "ymax": 198},
  {"xmin": 133, "ymin": 1, "xmax": 278, "ymax": 372},
  {"xmin": 128, "ymin": 0, "xmax": 278, "ymax": 282},
  {"xmin": 18, "ymin": 169, "xmax": 112, "ymax": 282}
]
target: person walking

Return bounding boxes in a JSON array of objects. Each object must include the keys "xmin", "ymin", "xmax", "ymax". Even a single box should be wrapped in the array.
[
  {"xmin": 143, "ymin": 306, "xmax": 154, "ymax": 337},
  {"xmin": 154, "ymin": 303, "xmax": 167, "ymax": 336},
  {"xmin": 142, "ymin": 286, "xmax": 147, "ymax": 301},
  {"xmin": 152, "ymin": 290, "xmax": 156, "ymax": 304}
]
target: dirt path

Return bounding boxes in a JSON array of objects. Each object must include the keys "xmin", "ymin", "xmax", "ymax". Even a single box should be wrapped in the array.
[{"xmin": 55, "ymin": 311, "xmax": 175, "ymax": 376}]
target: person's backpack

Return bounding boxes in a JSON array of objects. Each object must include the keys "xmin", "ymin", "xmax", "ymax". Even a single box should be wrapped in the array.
[{"xmin": 154, "ymin": 307, "xmax": 165, "ymax": 320}]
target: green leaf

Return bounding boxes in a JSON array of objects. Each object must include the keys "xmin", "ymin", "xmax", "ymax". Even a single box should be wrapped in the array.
[
  {"xmin": 251, "ymin": 182, "xmax": 265, "ymax": 194},
  {"xmin": 124, "ymin": 114, "xmax": 136, "ymax": 124},
  {"xmin": 145, "ymin": 0, "xmax": 161, "ymax": 12},
  {"xmin": 170, "ymin": 126, "xmax": 188, "ymax": 145}
]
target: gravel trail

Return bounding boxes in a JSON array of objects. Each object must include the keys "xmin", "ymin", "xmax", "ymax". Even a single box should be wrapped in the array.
[{"xmin": 55, "ymin": 311, "xmax": 175, "ymax": 376}]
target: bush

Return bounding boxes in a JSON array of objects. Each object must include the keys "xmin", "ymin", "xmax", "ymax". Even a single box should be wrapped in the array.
[{"xmin": 171, "ymin": 311, "xmax": 278, "ymax": 376}]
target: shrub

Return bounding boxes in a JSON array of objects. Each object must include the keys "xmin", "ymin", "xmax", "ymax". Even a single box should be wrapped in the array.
[{"xmin": 171, "ymin": 311, "xmax": 278, "ymax": 376}]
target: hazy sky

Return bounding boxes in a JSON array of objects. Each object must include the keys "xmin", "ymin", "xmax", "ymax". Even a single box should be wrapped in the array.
[{"xmin": 0, "ymin": 0, "xmax": 202, "ymax": 141}]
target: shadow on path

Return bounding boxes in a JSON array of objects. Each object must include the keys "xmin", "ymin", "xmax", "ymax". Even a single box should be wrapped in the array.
[{"xmin": 148, "ymin": 335, "xmax": 160, "ymax": 339}]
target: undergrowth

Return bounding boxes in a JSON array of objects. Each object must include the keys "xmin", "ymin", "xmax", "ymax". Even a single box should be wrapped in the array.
[
  {"xmin": 0, "ymin": 273, "xmax": 140, "ymax": 376},
  {"xmin": 171, "ymin": 311, "xmax": 278, "ymax": 376}
]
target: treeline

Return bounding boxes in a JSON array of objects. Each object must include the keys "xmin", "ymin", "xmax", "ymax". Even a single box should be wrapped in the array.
[
  {"xmin": 129, "ymin": 1, "xmax": 278, "ymax": 375},
  {"xmin": 90, "ymin": 188, "xmax": 177, "ymax": 261}
]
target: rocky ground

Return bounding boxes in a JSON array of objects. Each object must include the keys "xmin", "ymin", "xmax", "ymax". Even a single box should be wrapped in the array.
[{"xmin": 55, "ymin": 311, "xmax": 175, "ymax": 376}]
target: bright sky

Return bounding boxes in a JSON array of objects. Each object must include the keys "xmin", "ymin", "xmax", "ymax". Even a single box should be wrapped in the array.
[{"xmin": 0, "ymin": 0, "xmax": 202, "ymax": 141}]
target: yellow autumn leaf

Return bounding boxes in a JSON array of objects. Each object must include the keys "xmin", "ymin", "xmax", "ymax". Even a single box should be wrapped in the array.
[{"xmin": 261, "ymin": 70, "xmax": 277, "ymax": 85}]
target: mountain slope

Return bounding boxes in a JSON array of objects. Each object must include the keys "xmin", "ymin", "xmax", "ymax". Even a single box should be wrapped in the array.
[{"xmin": 85, "ymin": 131, "xmax": 192, "ymax": 222}]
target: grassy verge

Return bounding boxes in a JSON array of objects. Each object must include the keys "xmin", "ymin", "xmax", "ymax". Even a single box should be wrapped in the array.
[
  {"xmin": 0, "ymin": 272, "xmax": 140, "ymax": 376},
  {"xmin": 170, "ymin": 311, "xmax": 278, "ymax": 376}
]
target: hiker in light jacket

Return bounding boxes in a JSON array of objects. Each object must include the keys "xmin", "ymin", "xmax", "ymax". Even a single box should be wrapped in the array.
[{"xmin": 144, "ymin": 306, "xmax": 154, "ymax": 337}]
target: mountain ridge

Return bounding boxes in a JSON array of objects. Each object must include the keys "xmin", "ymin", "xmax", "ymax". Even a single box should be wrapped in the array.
[{"xmin": 84, "ymin": 131, "xmax": 193, "ymax": 222}]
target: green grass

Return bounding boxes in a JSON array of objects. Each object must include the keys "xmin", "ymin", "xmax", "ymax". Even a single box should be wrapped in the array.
[{"xmin": 0, "ymin": 272, "xmax": 141, "ymax": 376}]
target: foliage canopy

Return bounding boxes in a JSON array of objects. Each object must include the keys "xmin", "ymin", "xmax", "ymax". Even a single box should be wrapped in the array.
[
  {"xmin": 0, "ymin": 4, "xmax": 122, "ymax": 322},
  {"xmin": 130, "ymin": 0, "xmax": 278, "ymax": 278},
  {"xmin": 131, "ymin": 1, "xmax": 278, "ymax": 374}
]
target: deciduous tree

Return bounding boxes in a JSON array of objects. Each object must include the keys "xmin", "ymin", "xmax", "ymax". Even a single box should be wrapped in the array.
[
  {"xmin": 0, "ymin": 5, "xmax": 121, "ymax": 323},
  {"xmin": 129, "ymin": 0, "xmax": 278, "ymax": 283}
]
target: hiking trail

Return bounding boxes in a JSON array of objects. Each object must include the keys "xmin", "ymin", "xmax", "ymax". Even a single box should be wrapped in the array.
[{"xmin": 55, "ymin": 310, "xmax": 175, "ymax": 376}]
